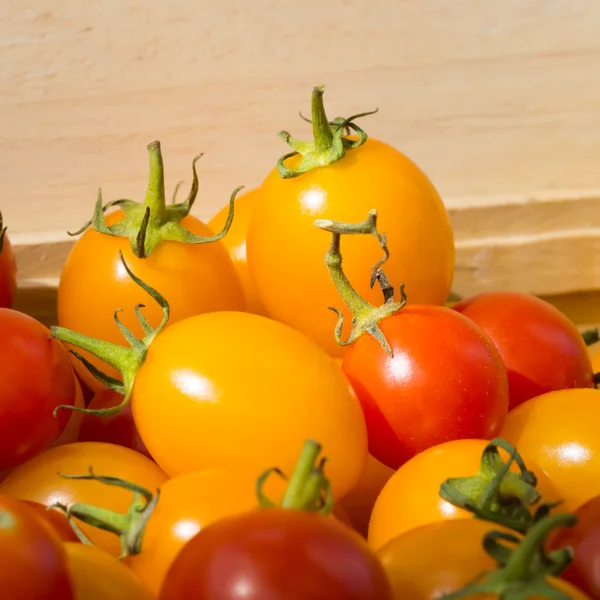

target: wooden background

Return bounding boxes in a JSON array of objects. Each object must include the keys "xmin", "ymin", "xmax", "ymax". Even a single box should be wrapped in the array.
[{"xmin": 3, "ymin": 1, "xmax": 600, "ymax": 326}]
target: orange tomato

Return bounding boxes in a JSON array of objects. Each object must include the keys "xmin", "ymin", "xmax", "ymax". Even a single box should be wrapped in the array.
[
  {"xmin": 368, "ymin": 438, "xmax": 562, "ymax": 551},
  {"xmin": 589, "ymin": 341, "xmax": 600, "ymax": 373},
  {"xmin": 246, "ymin": 135, "xmax": 455, "ymax": 357},
  {"xmin": 57, "ymin": 209, "xmax": 245, "ymax": 394},
  {"xmin": 501, "ymin": 388, "xmax": 600, "ymax": 511},
  {"xmin": 0, "ymin": 441, "xmax": 168, "ymax": 556},
  {"xmin": 207, "ymin": 188, "xmax": 268, "ymax": 316}
]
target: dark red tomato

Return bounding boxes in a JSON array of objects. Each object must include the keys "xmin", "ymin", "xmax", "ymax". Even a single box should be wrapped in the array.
[
  {"xmin": 0, "ymin": 213, "xmax": 17, "ymax": 309},
  {"xmin": 22, "ymin": 500, "xmax": 80, "ymax": 543},
  {"xmin": 159, "ymin": 509, "xmax": 394, "ymax": 600},
  {"xmin": 78, "ymin": 389, "xmax": 152, "ymax": 459},
  {"xmin": 342, "ymin": 306, "xmax": 509, "ymax": 470},
  {"xmin": 0, "ymin": 309, "xmax": 76, "ymax": 470},
  {"xmin": 0, "ymin": 493, "xmax": 74, "ymax": 599},
  {"xmin": 548, "ymin": 494, "xmax": 600, "ymax": 598},
  {"xmin": 452, "ymin": 292, "xmax": 594, "ymax": 410}
]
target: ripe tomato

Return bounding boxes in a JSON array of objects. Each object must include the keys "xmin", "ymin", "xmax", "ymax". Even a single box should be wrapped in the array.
[
  {"xmin": 159, "ymin": 509, "xmax": 394, "ymax": 600},
  {"xmin": 0, "ymin": 493, "xmax": 74, "ymax": 599},
  {"xmin": 246, "ymin": 87, "xmax": 454, "ymax": 358},
  {"xmin": 0, "ymin": 441, "xmax": 168, "ymax": 556},
  {"xmin": 207, "ymin": 187, "xmax": 268, "ymax": 316},
  {"xmin": 0, "ymin": 212, "xmax": 17, "ymax": 309},
  {"xmin": 368, "ymin": 438, "xmax": 561, "ymax": 551},
  {"xmin": 342, "ymin": 305, "xmax": 508, "ymax": 469},
  {"xmin": 452, "ymin": 292, "xmax": 594, "ymax": 409},
  {"xmin": 78, "ymin": 389, "xmax": 151, "ymax": 458},
  {"xmin": 64, "ymin": 543, "xmax": 154, "ymax": 600},
  {"xmin": 51, "ymin": 373, "xmax": 85, "ymax": 448},
  {"xmin": 0, "ymin": 308, "xmax": 77, "ymax": 470},
  {"xmin": 589, "ymin": 341, "xmax": 600, "ymax": 374},
  {"xmin": 500, "ymin": 388, "xmax": 600, "ymax": 511},
  {"xmin": 22, "ymin": 500, "xmax": 80, "ymax": 543}
]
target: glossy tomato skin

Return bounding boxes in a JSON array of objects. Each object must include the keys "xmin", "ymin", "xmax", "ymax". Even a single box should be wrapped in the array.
[
  {"xmin": 0, "ymin": 228, "xmax": 17, "ymax": 309},
  {"xmin": 57, "ymin": 210, "xmax": 246, "ymax": 394},
  {"xmin": 246, "ymin": 137, "xmax": 455, "ymax": 358},
  {"xmin": 0, "ymin": 309, "xmax": 76, "ymax": 470},
  {"xmin": 78, "ymin": 389, "xmax": 151, "ymax": 458},
  {"xmin": 132, "ymin": 311, "xmax": 368, "ymax": 499},
  {"xmin": 0, "ymin": 441, "xmax": 168, "ymax": 556},
  {"xmin": 342, "ymin": 306, "xmax": 509, "ymax": 470},
  {"xmin": 452, "ymin": 292, "xmax": 594, "ymax": 410},
  {"xmin": 159, "ymin": 508, "xmax": 394, "ymax": 600},
  {"xmin": 0, "ymin": 493, "xmax": 74, "ymax": 600},
  {"xmin": 500, "ymin": 388, "xmax": 600, "ymax": 511},
  {"xmin": 22, "ymin": 500, "xmax": 80, "ymax": 543},
  {"xmin": 207, "ymin": 188, "xmax": 268, "ymax": 316}
]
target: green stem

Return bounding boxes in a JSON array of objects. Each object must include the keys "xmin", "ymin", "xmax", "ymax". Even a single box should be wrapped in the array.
[
  {"xmin": 311, "ymin": 86, "xmax": 334, "ymax": 151},
  {"xmin": 144, "ymin": 141, "xmax": 167, "ymax": 226},
  {"xmin": 582, "ymin": 327, "xmax": 600, "ymax": 346}
]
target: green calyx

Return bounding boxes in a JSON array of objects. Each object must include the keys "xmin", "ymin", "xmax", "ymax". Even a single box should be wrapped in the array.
[
  {"xmin": 439, "ymin": 438, "xmax": 560, "ymax": 534},
  {"xmin": 70, "ymin": 140, "xmax": 243, "ymax": 258},
  {"xmin": 439, "ymin": 512, "xmax": 577, "ymax": 600},
  {"xmin": 582, "ymin": 327, "xmax": 600, "ymax": 346},
  {"xmin": 257, "ymin": 440, "xmax": 334, "ymax": 515},
  {"xmin": 314, "ymin": 209, "xmax": 407, "ymax": 356},
  {"xmin": 50, "ymin": 251, "xmax": 170, "ymax": 417},
  {"xmin": 277, "ymin": 85, "xmax": 378, "ymax": 179},
  {"xmin": 51, "ymin": 468, "xmax": 160, "ymax": 559},
  {"xmin": 0, "ymin": 210, "xmax": 6, "ymax": 254}
]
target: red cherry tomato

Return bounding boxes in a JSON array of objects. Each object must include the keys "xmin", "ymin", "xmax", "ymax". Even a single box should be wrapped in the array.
[
  {"xmin": 0, "ymin": 213, "xmax": 17, "ymax": 309},
  {"xmin": 159, "ymin": 509, "xmax": 394, "ymax": 600},
  {"xmin": 452, "ymin": 292, "xmax": 594, "ymax": 409}
]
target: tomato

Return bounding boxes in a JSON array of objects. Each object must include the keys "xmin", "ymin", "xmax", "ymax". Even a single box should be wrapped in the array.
[
  {"xmin": 78, "ymin": 388, "xmax": 151, "ymax": 458},
  {"xmin": 246, "ymin": 87, "xmax": 454, "ymax": 358},
  {"xmin": 159, "ymin": 508, "xmax": 394, "ymax": 600},
  {"xmin": 0, "ymin": 441, "xmax": 168, "ymax": 556},
  {"xmin": 548, "ymin": 494, "xmax": 600, "ymax": 598},
  {"xmin": 0, "ymin": 211, "xmax": 17, "ymax": 309},
  {"xmin": 208, "ymin": 187, "xmax": 268, "ymax": 316},
  {"xmin": 377, "ymin": 518, "xmax": 588, "ymax": 600},
  {"xmin": 500, "ymin": 388, "xmax": 600, "ymax": 511},
  {"xmin": 452, "ymin": 292, "xmax": 594, "ymax": 410},
  {"xmin": 64, "ymin": 543, "xmax": 154, "ymax": 600},
  {"xmin": 342, "ymin": 304, "xmax": 508, "ymax": 469},
  {"xmin": 51, "ymin": 373, "xmax": 85, "ymax": 448},
  {"xmin": 0, "ymin": 308, "xmax": 77, "ymax": 470},
  {"xmin": 368, "ymin": 438, "xmax": 562, "ymax": 550},
  {"xmin": 590, "ymin": 341, "xmax": 600, "ymax": 374},
  {"xmin": 0, "ymin": 493, "xmax": 74, "ymax": 599},
  {"xmin": 22, "ymin": 500, "xmax": 80, "ymax": 543}
]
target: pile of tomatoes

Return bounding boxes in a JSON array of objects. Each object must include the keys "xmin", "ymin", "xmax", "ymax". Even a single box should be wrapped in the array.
[{"xmin": 1, "ymin": 86, "xmax": 600, "ymax": 599}]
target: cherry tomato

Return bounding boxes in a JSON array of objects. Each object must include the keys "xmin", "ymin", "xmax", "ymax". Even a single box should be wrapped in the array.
[
  {"xmin": 342, "ymin": 305, "xmax": 508, "ymax": 469},
  {"xmin": 64, "ymin": 543, "xmax": 154, "ymax": 600},
  {"xmin": 159, "ymin": 508, "xmax": 394, "ymax": 600},
  {"xmin": 58, "ymin": 209, "xmax": 245, "ymax": 394},
  {"xmin": 0, "ymin": 212, "xmax": 17, "ymax": 309},
  {"xmin": 51, "ymin": 373, "xmax": 85, "ymax": 448},
  {"xmin": 0, "ymin": 493, "xmax": 74, "ymax": 599},
  {"xmin": 368, "ymin": 438, "xmax": 562, "ymax": 551},
  {"xmin": 589, "ymin": 342, "xmax": 600, "ymax": 374},
  {"xmin": 208, "ymin": 188, "xmax": 268, "ymax": 316},
  {"xmin": 78, "ymin": 388, "xmax": 151, "ymax": 458},
  {"xmin": 22, "ymin": 500, "xmax": 80, "ymax": 543},
  {"xmin": 452, "ymin": 292, "xmax": 594, "ymax": 409},
  {"xmin": 0, "ymin": 309, "xmax": 77, "ymax": 470},
  {"xmin": 377, "ymin": 519, "xmax": 588, "ymax": 600},
  {"xmin": 500, "ymin": 388, "xmax": 600, "ymax": 511},
  {"xmin": 0, "ymin": 441, "xmax": 168, "ymax": 556},
  {"xmin": 130, "ymin": 311, "xmax": 368, "ymax": 498}
]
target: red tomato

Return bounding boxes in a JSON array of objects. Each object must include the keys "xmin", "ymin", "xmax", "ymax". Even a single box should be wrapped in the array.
[
  {"xmin": 0, "ymin": 309, "xmax": 77, "ymax": 470},
  {"xmin": 0, "ymin": 493, "xmax": 74, "ymax": 599},
  {"xmin": 159, "ymin": 509, "xmax": 394, "ymax": 600},
  {"xmin": 0, "ymin": 212, "xmax": 17, "ymax": 309},
  {"xmin": 342, "ymin": 305, "xmax": 509, "ymax": 469},
  {"xmin": 452, "ymin": 292, "xmax": 594, "ymax": 409},
  {"xmin": 78, "ymin": 388, "xmax": 151, "ymax": 459}
]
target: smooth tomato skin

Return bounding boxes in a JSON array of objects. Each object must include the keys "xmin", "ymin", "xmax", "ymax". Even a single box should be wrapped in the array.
[
  {"xmin": 342, "ymin": 306, "xmax": 509, "ymax": 469},
  {"xmin": 367, "ymin": 438, "xmax": 562, "ymax": 551},
  {"xmin": 64, "ymin": 543, "xmax": 154, "ymax": 600},
  {"xmin": 22, "ymin": 501, "xmax": 80, "ymax": 543},
  {"xmin": 57, "ymin": 210, "xmax": 246, "ymax": 394},
  {"xmin": 131, "ymin": 311, "xmax": 368, "ymax": 499},
  {"xmin": 51, "ymin": 374, "xmax": 85, "ymax": 448},
  {"xmin": 0, "ymin": 493, "xmax": 74, "ymax": 600},
  {"xmin": 0, "ymin": 309, "xmax": 76, "ymax": 470},
  {"xmin": 452, "ymin": 292, "xmax": 594, "ymax": 410},
  {"xmin": 0, "ymin": 230, "xmax": 17, "ymax": 309},
  {"xmin": 159, "ymin": 509, "xmax": 394, "ymax": 600},
  {"xmin": 0, "ymin": 441, "xmax": 168, "ymax": 556},
  {"xmin": 500, "ymin": 388, "xmax": 600, "ymax": 511},
  {"xmin": 207, "ymin": 188, "xmax": 268, "ymax": 316},
  {"xmin": 246, "ymin": 137, "xmax": 455, "ymax": 358},
  {"xmin": 78, "ymin": 389, "xmax": 151, "ymax": 459}
]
